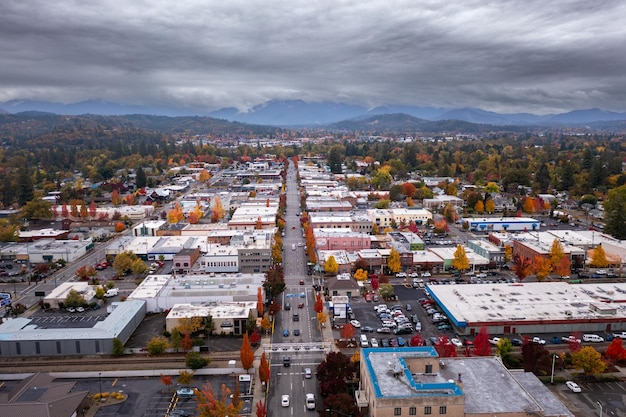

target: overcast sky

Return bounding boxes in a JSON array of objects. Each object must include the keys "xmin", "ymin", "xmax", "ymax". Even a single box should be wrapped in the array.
[{"xmin": 2, "ymin": 0, "xmax": 626, "ymax": 114}]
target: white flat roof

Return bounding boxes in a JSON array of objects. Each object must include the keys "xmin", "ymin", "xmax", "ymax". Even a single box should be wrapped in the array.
[{"xmin": 428, "ymin": 282, "xmax": 626, "ymax": 325}]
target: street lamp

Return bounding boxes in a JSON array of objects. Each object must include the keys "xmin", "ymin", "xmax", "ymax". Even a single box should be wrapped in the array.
[
  {"xmin": 98, "ymin": 372, "xmax": 102, "ymax": 397},
  {"xmin": 550, "ymin": 353, "xmax": 559, "ymax": 384},
  {"xmin": 325, "ymin": 408, "xmax": 351, "ymax": 417},
  {"xmin": 597, "ymin": 401, "xmax": 603, "ymax": 417}
]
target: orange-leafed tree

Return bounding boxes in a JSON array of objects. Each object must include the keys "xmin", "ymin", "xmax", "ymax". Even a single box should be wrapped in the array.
[
  {"xmin": 257, "ymin": 288, "xmax": 264, "ymax": 316},
  {"xmin": 168, "ymin": 203, "xmax": 184, "ymax": 224},
  {"xmin": 114, "ymin": 222, "xmax": 125, "ymax": 232},
  {"xmin": 523, "ymin": 197, "xmax": 535, "ymax": 214},
  {"xmin": 211, "ymin": 196, "xmax": 225, "ymax": 223},
  {"xmin": 70, "ymin": 200, "xmax": 79, "ymax": 217},
  {"xmin": 554, "ymin": 256, "xmax": 571, "ymax": 277},
  {"xmin": 259, "ymin": 352, "xmax": 270, "ymax": 385},
  {"xmin": 89, "ymin": 201, "xmax": 97, "ymax": 219},
  {"xmin": 111, "ymin": 189, "xmax": 122, "ymax": 206},
  {"xmin": 181, "ymin": 331, "xmax": 193, "ymax": 353},
  {"xmin": 474, "ymin": 200, "xmax": 484, "ymax": 214},
  {"xmin": 340, "ymin": 323, "xmax": 355, "ymax": 339},
  {"xmin": 533, "ymin": 256, "xmax": 552, "ymax": 281},
  {"xmin": 160, "ymin": 374, "xmax": 172, "ymax": 392},
  {"xmin": 80, "ymin": 201, "xmax": 88, "ymax": 218},
  {"xmin": 402, "ymin": 182, "xmax": 417, "ymax": 199},
  {"xmin": 240, "ymin": 332, "xmax": 254, "ymax": 371},
  {"xmin": 256, "ymin": 216, "xmax": 263, "ymax": 229},
  {"xmin": 513, "ymin": 254, "xmax": 532, "ymax": 280},
  {"xmin": 198, "ymin": 169, "xmax": 211, "ymax": 183},
  {"xmin": 314, "ymin": 292, "xmax": 324, "ymax": 314},
  {"xmin": 187, "ymin": 211, "xmax": 199, "ymax": 224},
  {"xmin": 195, "ymin": 382, "xmax": 242, "ymax": 417}
]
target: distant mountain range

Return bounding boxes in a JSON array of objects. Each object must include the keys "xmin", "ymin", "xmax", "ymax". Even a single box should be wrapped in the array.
[{"xmin": 2, "ymin": 98, "xmax": 626, "ymax": 127}]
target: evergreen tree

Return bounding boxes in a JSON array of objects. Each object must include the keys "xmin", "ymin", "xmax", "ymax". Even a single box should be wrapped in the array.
[
  {"xmin": 17, "ymin": 167, "xmax": 34, "ymax": 206},
  {"xmin": 135, "ymin": 166, "xmax": 147, "ymax": 188}
]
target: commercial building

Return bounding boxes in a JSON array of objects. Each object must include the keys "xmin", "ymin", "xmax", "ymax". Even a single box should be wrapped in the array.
[
  {"xmin": 427, "ymin": 281, "xmax": 626, "ymax": 336},
  {"xmin": 314, "ymin": 228, "xmax": 371, "ymax": 251},
  {"xmin": 359, "ymin": 346, "xmax": 573, "ymax": 417},
  {"xmin": 165, "ymin": 301, "xmax": 257, "ymax": 335},
  {"xmin": 127, "ymin": 273, "xmax": 265, "ymax": 313},
  {"xmin": 467, "ymin": 217, "xmax": 540, "ymax": 233}
]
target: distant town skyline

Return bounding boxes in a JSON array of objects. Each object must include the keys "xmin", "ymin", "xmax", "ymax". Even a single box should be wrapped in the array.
[{"xmin": 2, "ymin": 1, "xmax": 626, "ymax": 115}]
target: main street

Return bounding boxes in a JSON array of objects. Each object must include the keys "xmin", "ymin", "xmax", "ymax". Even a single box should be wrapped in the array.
[{"xmin": 267, "ymin": 161, "xmax": 325, "ymax": 416}]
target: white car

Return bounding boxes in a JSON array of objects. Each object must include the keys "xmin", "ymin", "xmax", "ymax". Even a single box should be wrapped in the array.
[
  {"xmin": 370, "ymin": 338, "xmax": 379, "ymax": 347},
  {"xmin": 489, "ymin": 337, "xmax": 501, "ymax": 345},
  {"xmin": 422, "ymin": 272, "xmax": 432, "ymax": 278},
  {"xmin": 565, "ymin": 381, "xmax": 581, "ymax": 393},
  {"xmin": 376, "ymin": 327, "xmax": 391, "ymax": 333},
  {"xmin": 349, "ymin": 320, "xmax": 361, "ymax": 328},
  {"xmin": 532, "ymin": 337, "xmax": 546, "ymax": 345},
  {"xmin": 450, "ymin": 338, "xmax": 463, "ymax": 347},
  {"xmin": 281, "ymin": 394, "xmax": 290, "ymax": 407}
]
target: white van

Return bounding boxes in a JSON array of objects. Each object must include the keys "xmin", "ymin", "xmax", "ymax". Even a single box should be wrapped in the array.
[
  {"xmin": 104, "ymin": 288, "xmax": 119, "ymax": 298},
  {"xmin": 292, "ymin": 243, "xmax": 296, "ymax": 251},
  {"xmin": 360, "ymin": 334, "xmax": 369, "ymax": 347},
  {"xmin": 582, "ymin": 334, "xmax": 604, "ymax": 343}
]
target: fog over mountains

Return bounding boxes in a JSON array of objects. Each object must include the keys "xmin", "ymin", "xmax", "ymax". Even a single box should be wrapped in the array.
[{"xmin": 2, "ymin": 99, "xmax": 626, "ymax": 128}]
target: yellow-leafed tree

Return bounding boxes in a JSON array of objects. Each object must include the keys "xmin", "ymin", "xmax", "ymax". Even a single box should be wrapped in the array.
[
  {"xmin": 452, "ymin": 245, "xmax": 469, "ymax": 272},
  {"xmin": 387, "ymin": 247, "xmax": 401, "ymax": 274}
]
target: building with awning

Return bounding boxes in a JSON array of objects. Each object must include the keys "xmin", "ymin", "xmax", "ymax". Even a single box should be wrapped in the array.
[{"xmin": 467, "ymin": 217, "xmax": 540, "ymax": 232}]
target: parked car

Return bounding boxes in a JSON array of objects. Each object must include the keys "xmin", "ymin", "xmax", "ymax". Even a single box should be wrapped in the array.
[
  {"xmin": 370, "ymin": 338, "xmax": 379, "ymax": 348},
  {"xmin": 397, "ymin": 337, "xmax": 406, "ymax": 347},
  {"xmin": 532, "ymin": 337, "xmax": 546, "ymax": 345},
  {"xmin": 380, "ymin": 338, "xmax": 390, "ymax": 347},
  {"xmin": 489, "ymin": 337, "xmax": 501, "ymax": 345},
  {"xmin": 565, "ymin": 381, "xmax": 581, "ymax": 393},
  {"xmin": 376, "ymin": 327, "xmax": 391, "ymax": 334},
  {"xmin": 450, "ymin": 338, "xmax": 463, "ymax": 347},
  {"xmin": 510, "ymin": 338, "xmax": 523, "ymax": 346},
  {"xmin": 349, "ymin": 320, "xmax": 361, "ymax": 328},
  {"xmin": 394, "ymin": 327, "xmax": 412, "ymax": 335},
  {"xmin": 613, "ymin": 332, "xmax": 626, "ymax": 339},
  {"xmin": 438, "ymin": 323, "xmax": 452, "ymax": 331},
  {"xmin": 405, "ymin": 304, "xmax": 413, "ymax": 311},
  {"xmin": 176, "ymin": 387, "xmax": 196, "ymax": 398},
  {"xmin": 361, "ymin": 326, "xmax": 374, "ymax": 333}
]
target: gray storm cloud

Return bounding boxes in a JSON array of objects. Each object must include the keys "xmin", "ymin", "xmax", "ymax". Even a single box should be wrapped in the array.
[{"xmin": 1, "ymin": 0, "xmax": 625, "ymax": 114}]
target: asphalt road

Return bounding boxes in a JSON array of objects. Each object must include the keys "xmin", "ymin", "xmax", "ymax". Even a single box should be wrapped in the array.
[{"xmin": 268, "ymin": 161, "xmax": 323, "ymax": 416}]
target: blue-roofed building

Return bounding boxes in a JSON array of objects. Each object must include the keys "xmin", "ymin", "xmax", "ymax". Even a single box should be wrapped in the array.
[{"xmin": 358, "ymin": 346, "xmax": 573, "ymax": 417}]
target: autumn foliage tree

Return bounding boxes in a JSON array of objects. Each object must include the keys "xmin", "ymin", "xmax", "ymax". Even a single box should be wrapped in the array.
[
  {"xmin": 513, "ymin": 254, "xmax": 532, "ymax": 280},
  {"xmin": 605, "ymin": 338, "xmax": 626, "ymax": 364},
  {"xmin": 314, "ymin": 292, "xmax": 323, "ymax": 314},
  {"xmin": 324, "ymin": 255, "xmax": 339, "ymax": 274},
  {"xmin": 196, "ymin": 382, "xmax": 242, "ymax": 417},
  {"xmin": 387, "ymin": 247, "xmax": 401, "ymax": 274},
  {"xmin": 409, "ymin": 334, "xmax": 425, "ymax": 346},
  {"xmin": 316, "ymin": 352, "xmax": 355, "ymax": 397},
  {"xmin": 451, "ymin": 245, "xmax": 469, "ymax": 272},
  {"xmin": 211, "ymin": 196, "xmax": 226, "ymax": 223},
  {"xmin": 255, "ymin": 400, "xmax": 267, "ymax": 417},
  {"xmin": 590, "ymin": 244, "xmax": 609, "ymax": 268},
  {"xmin": 434, "ymin": 336, "xmax": 458, "ymax": 358},
  {"xmin": 340, "ymin": 323, "xmax": 355, "ymax": 339},
  {"xmin": 256, "ymin": 287, "xmax": 264, "ymax": 316},
  {"xmin": 240, "ymin": 332, "xmax": 254, "ymax": 371},
  {"xmin": 259, "ymin": 352, "xmax": 270, "ymax": 385},
  {"xmin": 472, "ymin": 327, "xmax": 491, "ymax": 356},
  {"xmin": 160, "ymin": 374, "xmax": 172, "ymax": 392},
  {"xmin": 533, "ymin": 255, "xmax": 552, "ymax": 281},
  {"xmin": 571, "ymin": 346, "xmax": 607, "ymax": 376}
]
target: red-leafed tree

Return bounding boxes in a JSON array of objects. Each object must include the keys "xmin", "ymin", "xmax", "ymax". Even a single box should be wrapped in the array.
[
  {"xmin": 322, "ymin": 392, "xmax": 362, "ymax": 417},
  {"xmin": 472, "ymin": 327, "xmax": 492, "ymax": 356},
  {"xmin": 89, "ymin": 201, "xmax": 97, "ymax": 219},
  {"xmin": 371, "ymin": 275, "xmax": 380, "ymax": 292},
  {"xmin": 160, "ymin": 374, "xmax": 172, "ymax": 392},
  {"xmin": 257, "ymin": 287, "xmax": 264, "ymax": 317},
  {"xmin": 408, "ymin": 221, "xmax": 418, "ymax": 233},
  {"xmin": 249, "ymin": 329, "xmax": 261, "ymax": 346},
  {"xmin": 605, "ymin": 338, "xmax": 626, "ymax": 364},
  {"xmin": 181, "ymin": 331, "xmax": 193, "ymax": 353},
  {"xmin": 255, "ymin": 400, "xmax": 267, "ymax": 417},
  {"xmin": 567, "ymin": 331, "xmax": 583, "ymax": 352},
  {"xmin": 435, "ymin": 336, "xmax": 458, "ymax": 358},
  {"xmin": 340, "ymin": 323, "xmax": 355, "ymax": 339},
  {"xmin": 409, "ymin": 334, "xmax": 425, "ymax": 347},
  {"xmin": 314, "ymin": 292, "xmax": 324, "ymax": 314},
  {"xmin": 317, "ymin": 352, "xmax": 355, "ymax": 396},
  {"xmin": 521, "ymin": 340, "xmax": 551, "ymax": 374}
]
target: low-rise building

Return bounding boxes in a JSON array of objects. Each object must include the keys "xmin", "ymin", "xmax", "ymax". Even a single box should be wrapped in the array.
[
  {"xmin": 165, "ymin": 301, "xmax": 257, "ymax": 335},
  {"xmin": 359, "ymin": 347, "xmax": 573, "ymax": 417},
  {"xmin": 314, "ymin": 228, "xmax": 371, "ymax": 251}
]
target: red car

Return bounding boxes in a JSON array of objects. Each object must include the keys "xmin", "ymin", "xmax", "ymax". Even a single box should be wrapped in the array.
[
  {"xmin": 299, "ymin": 279, "xmax": 304, "ymax": 285},
  {"xmin": 298, "ymin": 302, "xmax": 304, "ymax": 308}
]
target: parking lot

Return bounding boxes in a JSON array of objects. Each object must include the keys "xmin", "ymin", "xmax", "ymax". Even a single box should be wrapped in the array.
[{"xmin": 66, "ymin": 374, "xmax": 248, "ymax": 417}]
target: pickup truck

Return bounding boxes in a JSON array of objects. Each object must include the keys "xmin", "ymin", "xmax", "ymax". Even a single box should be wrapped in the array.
[
  {"xmin": 489, "ymin": 337, "xmax": 501, "ymax": 345},
  {"xmin": 562, "ymin": 335, "xmax": 581, "ymax": 344},
  {"xmin": 613, "ymin": 332, "xmax": 626, "ymax": 339}
]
